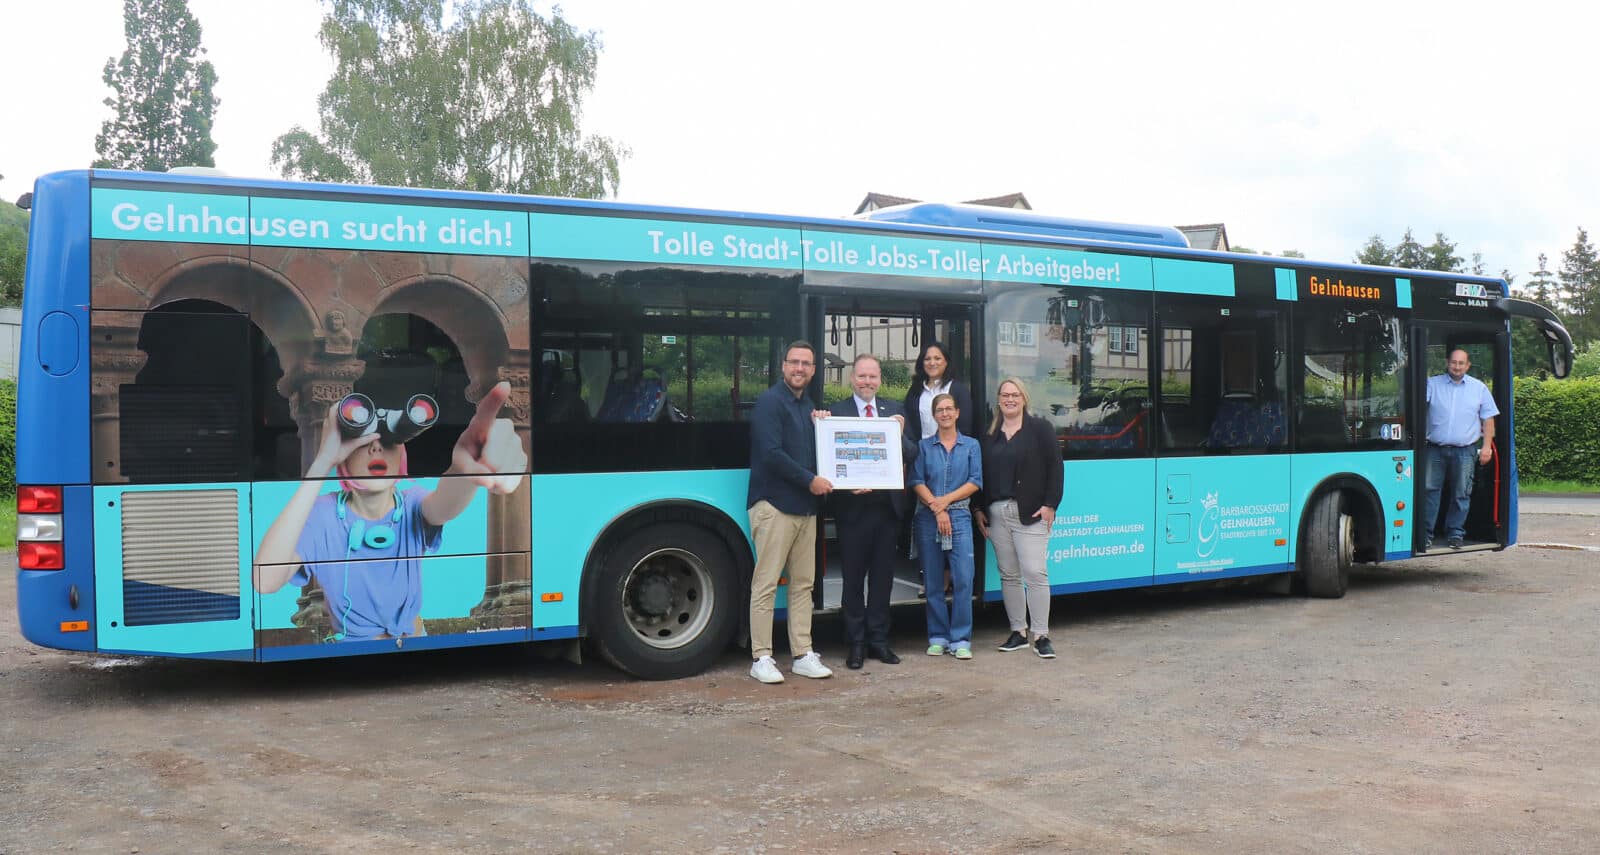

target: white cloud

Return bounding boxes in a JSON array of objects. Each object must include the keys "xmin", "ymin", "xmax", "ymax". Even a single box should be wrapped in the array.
[{"xmin": 5, "ymin": 0, "xmax": 1597, "ymax": 277}]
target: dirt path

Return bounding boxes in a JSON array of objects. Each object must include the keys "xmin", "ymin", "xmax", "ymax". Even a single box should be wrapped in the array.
[{"xmin": 2, "ymin": 508, "xmax": 1597, "ymax": 854}]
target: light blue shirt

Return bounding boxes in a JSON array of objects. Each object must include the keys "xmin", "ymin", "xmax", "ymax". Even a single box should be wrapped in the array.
[
  {"xmin": 909, "ymin": 433, "xmax": 982, "ymax": 513},
  {"xmin": 1425, "ymin": 373, "xmax": 1498, "ymax": 446}
]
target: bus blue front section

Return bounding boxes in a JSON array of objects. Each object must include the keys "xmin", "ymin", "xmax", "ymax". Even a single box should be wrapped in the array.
[
  {"xmin": 1504, "ymin": 391, "xmax": 1519, "ymax": 547},
  {"xmin": 17, "ymin": 171, "xmax": 91, "ymax": 485},
  {"xmin": 1289, "ymin": 451, "xmax": 1414, "ymax": 561},
  {"xmin": 16, "ymin": 486, "xmax": 97, "ymax": 651}
]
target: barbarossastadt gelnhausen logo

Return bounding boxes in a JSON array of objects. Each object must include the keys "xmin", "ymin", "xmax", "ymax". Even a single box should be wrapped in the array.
[{"xmin": 1196, "ymin": 491, "xmax": 1221, "ymax": 558}]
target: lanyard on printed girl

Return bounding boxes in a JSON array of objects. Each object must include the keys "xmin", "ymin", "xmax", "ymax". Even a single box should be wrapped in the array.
[{"xmin": 326, "ymin": 487, "xmax": 404, "ymax": 643}]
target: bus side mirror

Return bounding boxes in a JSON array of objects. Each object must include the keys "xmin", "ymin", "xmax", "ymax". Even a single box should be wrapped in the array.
[{"xmin": 1547, "ymin": 335, "xmax": 1572, "ymax": 379}]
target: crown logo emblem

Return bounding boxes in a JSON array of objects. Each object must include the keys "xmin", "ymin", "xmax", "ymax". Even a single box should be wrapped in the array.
[{"xmin": 1202, "ymin": 491, "xmax": 1219, "ymax": 511}]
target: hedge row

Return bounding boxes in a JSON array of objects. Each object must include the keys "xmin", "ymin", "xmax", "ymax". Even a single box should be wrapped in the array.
[
  {"xmin": 1512, "ymin": 376, "xmax": 1600, "ymax": 483},
  {"xmin": 0, "ymin": 378, "xmax": 12, "ymax": 492}
]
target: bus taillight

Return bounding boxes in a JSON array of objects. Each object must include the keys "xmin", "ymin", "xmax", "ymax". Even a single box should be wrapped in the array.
[
  {"xmin": 17, "ymin": 486, "xmax": 65, "ymax": 570},
  {"xmin": 17, "ymin": 486, "xmax": 63, "ymax": 513},
  {"xmin": 19, "ymin": 542, "xmax": 65, "ymax": 570}
]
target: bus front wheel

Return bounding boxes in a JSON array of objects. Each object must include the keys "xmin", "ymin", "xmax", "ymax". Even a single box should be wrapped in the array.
[
  {"xmin": 591, "ymin": 524, "xmax": 739, "ymax": 680},
  {"xmin": 1300, "ymin": 491, "xmax": 1353, "ymax": 598}
]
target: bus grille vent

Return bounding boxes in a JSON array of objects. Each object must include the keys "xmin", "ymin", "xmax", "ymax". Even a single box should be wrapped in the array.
[{"xmin": 120, "ymin": 490, "xmax": 241, "ymax": 627}]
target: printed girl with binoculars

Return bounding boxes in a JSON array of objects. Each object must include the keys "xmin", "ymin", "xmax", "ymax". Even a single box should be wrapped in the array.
[{"xmin": 253, "ymin": 381, "xmax": 527, "ymax": 642}]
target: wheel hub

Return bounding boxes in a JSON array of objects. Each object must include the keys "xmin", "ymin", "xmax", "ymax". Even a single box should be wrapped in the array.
[{"xmin": 620, "ymin": 547, "xmax": 715, "ymax": 650}]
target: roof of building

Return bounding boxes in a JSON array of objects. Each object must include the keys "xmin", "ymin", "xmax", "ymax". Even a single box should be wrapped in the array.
[
  {"xmin": 1176, "ymin": 223, "xmax": 1229, "ymax": 252},
  {"xmin": 853, "ymin": 191, "xmax": 1031, "ymax": 215}
]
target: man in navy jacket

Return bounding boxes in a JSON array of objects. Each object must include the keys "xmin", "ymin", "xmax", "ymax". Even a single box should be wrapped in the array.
[
  {"xmin": 826, "ymin": 354, "xmax": 918, "ymax": 669},
  {"xmin": 747, "ymin": 341, "xmax": 835, "ymax": 684}
]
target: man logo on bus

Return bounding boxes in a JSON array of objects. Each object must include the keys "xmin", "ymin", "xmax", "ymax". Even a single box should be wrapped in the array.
[{"xmin": 1196, "ymin": 491, "xmax": 1221, "ymax": 558}]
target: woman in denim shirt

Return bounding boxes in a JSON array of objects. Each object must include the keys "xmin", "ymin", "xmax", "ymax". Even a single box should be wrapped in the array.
[{"xmin": 908, "ymin": 393, "xmax": 983, "ymax": 659}]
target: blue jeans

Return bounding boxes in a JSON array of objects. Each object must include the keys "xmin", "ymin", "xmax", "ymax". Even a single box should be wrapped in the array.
[
  {"xmin": 915, "ymin": 509, "xmax": 974, "ymax": 649},
  {"xmin": 1424, "ymin": 444, "xmax": 1477, "ymax": 542}
]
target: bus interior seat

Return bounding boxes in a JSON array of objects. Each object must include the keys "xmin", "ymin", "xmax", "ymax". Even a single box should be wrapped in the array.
[
  {"xmin": 1204, "ymin": 395, "xmax": 1287, "ymax": 449},
  {"xmin": 538, "ymin": 356, "xmax": 590, "ymax": 423},
  {"xmin": 596, "ymin": 367, "xmax": 667, "ymax": 423}
]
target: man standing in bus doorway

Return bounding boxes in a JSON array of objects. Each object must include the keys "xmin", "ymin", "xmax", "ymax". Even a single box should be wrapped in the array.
[
  {"xmin": 827, "ymin": 354, "xmax": 918, "ymax": 670},
  {"xmin": 747, "ymin": 341, "xmax": 835, "ymax": 683},
  {"xmin": 1423, "ymin": 348, "xmax": 1499, "ymax": 550}
]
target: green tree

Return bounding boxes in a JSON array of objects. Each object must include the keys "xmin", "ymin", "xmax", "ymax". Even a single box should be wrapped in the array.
[
  {"xmin": 1525, "ymin": 253, "xmax": 1557, "ymax": 305},
  {"xmin": 273, "ymin": 0, "xmax": 624, "ymax": 197},
  {"xmin": 0, "ymin": 202, "xmax": 26, "ymax": 306},
  {"xmin": 1354, "ymin": 235, "xmax": 1393, "ymax": 266},
  {"xmin": 1572, "ymin": 341, "xmax": 1600, "ymax": 379},
  {"xmin": 1424, "ymin": 232, "xmax": 1463, "ymax": 272},
  {"xmin": 94, "ymin": 0, "xmax": 219, "ymax": 171},
  {"xmin": 1558, "ymin": 228, "xmax": 1599, "ymax": 335},
  {"xmin": 1391, "ymin": 228, "xmax": 1429, "ymax": 270}
]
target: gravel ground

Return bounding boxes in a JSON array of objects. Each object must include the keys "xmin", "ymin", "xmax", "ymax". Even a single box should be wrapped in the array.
[{"xmin": 2, "ymin": 501, "xmax": 1597, "ymax": 854}]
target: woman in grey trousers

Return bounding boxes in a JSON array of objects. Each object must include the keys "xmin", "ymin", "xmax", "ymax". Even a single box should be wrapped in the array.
[{"xmin": 974, "ymin": 378, "xmax": 1064, "ymax": 658}]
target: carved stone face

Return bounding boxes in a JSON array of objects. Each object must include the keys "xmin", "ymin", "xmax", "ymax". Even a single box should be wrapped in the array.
[{"xmin": 326, "ymin": 311, "xmax": 347, "ymax": 332}]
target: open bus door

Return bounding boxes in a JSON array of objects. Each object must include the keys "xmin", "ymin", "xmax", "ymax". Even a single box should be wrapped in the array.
[
  {"xmin": 1412, "ymin": 324, "xmax": 1512, "ymax": 553},
  {"xmin": 805, "ymin": 295, "xmax": 981, "ymax": 615}
]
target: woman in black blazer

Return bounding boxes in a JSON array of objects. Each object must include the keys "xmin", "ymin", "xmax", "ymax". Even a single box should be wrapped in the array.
[
  {"xmin": 902, "ymin": 341, "xmax": 974, "ymax": 440},
  {"xmin": 974, "ymin": 377, "xmax": 1064, "ymax": 659}
]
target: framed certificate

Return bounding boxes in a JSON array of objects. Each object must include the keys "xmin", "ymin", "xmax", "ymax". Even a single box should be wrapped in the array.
[{"xmin": 816, "ymin": 416, "xmax": 905, "ymax": 490}]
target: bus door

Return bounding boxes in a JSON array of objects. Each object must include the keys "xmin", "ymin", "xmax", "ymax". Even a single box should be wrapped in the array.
[
  {"xmin": 1413, "ymin": 323, "xmax": 1510, "ymax": 552},
  {"xmin": 1153, "ymin": 295, "xmax": 1293, "ymax": 584},
  {"xmin": 806, "ymin": 296, "xmax": 979, "ymax": 614}
]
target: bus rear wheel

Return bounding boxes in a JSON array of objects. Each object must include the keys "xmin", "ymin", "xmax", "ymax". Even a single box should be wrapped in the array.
[
  {"xmin": 1300, "ymin": 491, "xmax": 1353, "ymax": 598},
  {"xmin": 591, "ymin": 524, "xmax": 738, "ymax": 680}
]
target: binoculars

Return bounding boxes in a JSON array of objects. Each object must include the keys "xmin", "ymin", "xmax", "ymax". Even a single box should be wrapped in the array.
[{"xmin": 336, "ymin": 393, "xmax": 439, "ymax": 446}]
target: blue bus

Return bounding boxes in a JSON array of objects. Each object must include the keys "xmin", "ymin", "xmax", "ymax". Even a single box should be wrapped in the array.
[{"xmin": 14, "ymin": 169, "xmax": 1574, "ymax": 679}]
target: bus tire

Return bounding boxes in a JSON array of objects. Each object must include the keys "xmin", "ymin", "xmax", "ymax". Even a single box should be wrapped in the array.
[
  {"xmin": 1300, "ymin": 491, "xmax": 1353, "ymax": 599},
  {"xmin": 590, "ymin": 523, "xmax": 739, "ymax": 680}
]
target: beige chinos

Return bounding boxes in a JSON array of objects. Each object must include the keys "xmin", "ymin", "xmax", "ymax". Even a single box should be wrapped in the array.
[{"xmin": 748, "ymin": 499, "xmax": 817, "ymax": 660}]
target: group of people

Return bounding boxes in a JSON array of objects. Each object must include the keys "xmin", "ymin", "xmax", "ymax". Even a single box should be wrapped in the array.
[{"xmin": 745, "ymin": 340, "xmax": 1063, "ymax": 684}]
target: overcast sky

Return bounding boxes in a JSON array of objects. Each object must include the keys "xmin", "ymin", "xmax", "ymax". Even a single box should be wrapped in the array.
[{"xmin": 6, "ymin": 0, "xmax": 1597, "ymax": 281}]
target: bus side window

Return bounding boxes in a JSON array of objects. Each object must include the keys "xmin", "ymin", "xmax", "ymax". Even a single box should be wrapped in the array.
[
  {"xmin": 990, "ymin": 285, "xmax": 1151, "ymax": 458},
  {"xmin": 530, "ymin": 262, "xmax": 789, "ymax": 474},
  {"xmin": 1158, "ymin": 299, "xmax": 1287, "ymax": 453}
]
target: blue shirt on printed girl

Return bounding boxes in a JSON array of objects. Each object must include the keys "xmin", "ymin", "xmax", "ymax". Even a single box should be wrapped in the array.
[{"xmin": 291, "ymin": 486, "xmax": 443, "ymax": 641}]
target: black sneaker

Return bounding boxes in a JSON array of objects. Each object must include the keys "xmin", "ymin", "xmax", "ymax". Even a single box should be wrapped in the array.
[
  {"xmin": 997, "ymin": 631, "xmax": 1028, "ymax": 652},
  {"xmin": 1448, "ymin": 536, "xmax": 1465, "ymax": 549},
  {"xmin": 1033, "ymin": 637, "xmax": 1056, "ymax": 659}
]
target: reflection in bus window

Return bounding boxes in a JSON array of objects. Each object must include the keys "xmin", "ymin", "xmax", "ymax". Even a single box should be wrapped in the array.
[
  {"xmin": 1298, "ymin": 309, "xmax": 1408, "ymax": 450},
  {"xmin": 532, "ymin": 262, "xmax": 789, "ymax": 473},
  {"xmin": 988, "ymin": 286, "xmax": 1151, "ymax": 458},
  {"xmin": 1158, "ymin": 300, "xmax": 1288, "ymax": 453}
]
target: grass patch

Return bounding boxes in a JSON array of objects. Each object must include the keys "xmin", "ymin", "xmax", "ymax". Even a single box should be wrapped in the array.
[
  {"xmin": 1520, "ymin": 478, "xmax": 1600, "ymax": 495},
  {"xmin": 0, "ymin": 496, "xmax": 13, "ymax": 550}
]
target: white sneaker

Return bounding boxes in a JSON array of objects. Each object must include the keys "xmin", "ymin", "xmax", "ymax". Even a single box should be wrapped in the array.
[
  {"xmin": 750, "ymin": 656, "xmax": 784, "ymax": 684},
  {"xmin": 791, "ymin": 651, "xmax": 833, "ymax": 679}
]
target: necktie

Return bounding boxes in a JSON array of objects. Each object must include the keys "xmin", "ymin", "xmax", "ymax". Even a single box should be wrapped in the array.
[{"xmin": 865, "ymin": 402, "xmax": 874, "ymax": 417}]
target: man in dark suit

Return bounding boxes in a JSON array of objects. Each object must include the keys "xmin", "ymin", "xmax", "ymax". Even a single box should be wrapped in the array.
[{"xmin": 827, "ymin": 354, "xmax": 918, "ymax": 669}]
